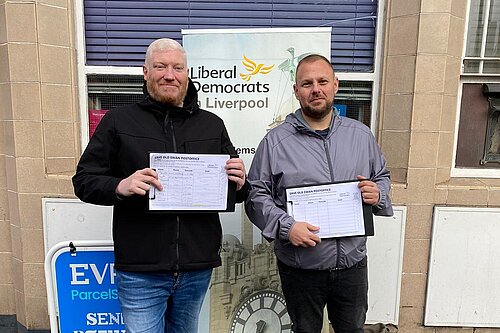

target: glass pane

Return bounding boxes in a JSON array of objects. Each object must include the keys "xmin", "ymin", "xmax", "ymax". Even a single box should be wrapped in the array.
[
  {"xmin": 485, "ymin": 0, "xmax": 500, "ymax": 57},
  {"xmin": 455, "ymin": 84, "xmax": 490, "ymax": 168},
  {"xmin": 336, "ymin": 81, "xmax": 372, "ymax": 126},
  {"xmin": 87, "ymin": 74, "xmax": 143, "ymax": 110},
  {"xmin": 483, "ymin": 60, "xmax": 500, "ymax": 73},
  {"xmin": 482, "ymin": 93, "xmax": 500, "ymax": 164},
  {"xmin": 463, "ymin": 59, "xmax": 481, "ymax": 73},
  {"xmin": 466, "ymin": 0, "xmax": 487, "ymax": 57}
]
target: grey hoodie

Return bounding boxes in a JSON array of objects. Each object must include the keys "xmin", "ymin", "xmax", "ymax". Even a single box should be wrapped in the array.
[{"xmin": 245, "ymin": 110, "xmax": 393, "ymax": 270}]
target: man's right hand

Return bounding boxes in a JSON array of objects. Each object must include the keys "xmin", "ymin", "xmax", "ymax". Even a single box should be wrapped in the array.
[
  {"xmin": 115, "ymin": 168, "xmax": 163, "ymax": 197},
  {"xmin": 288, "ymin": 221, "xmax": 321, "ymax": 247}
]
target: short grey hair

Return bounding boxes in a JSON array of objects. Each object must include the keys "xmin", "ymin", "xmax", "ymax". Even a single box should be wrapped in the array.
[{"xmin": 145, "ymin": 38, "xmax": 186, "ymax": 67}]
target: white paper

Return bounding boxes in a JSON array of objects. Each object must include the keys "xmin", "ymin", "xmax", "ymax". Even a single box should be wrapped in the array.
[
  {"xmin": 286, "ymin": 182, "xmax": 365, "ymax": 238},
  {"xmin": 149, "ymin": 153, "xmax": 229, "ymax": 211}
]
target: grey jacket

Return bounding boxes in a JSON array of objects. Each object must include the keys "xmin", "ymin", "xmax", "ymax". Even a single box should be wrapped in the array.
[{"xmin": 245, "ymin": 110, "xmax": 393, "ymax": 270}]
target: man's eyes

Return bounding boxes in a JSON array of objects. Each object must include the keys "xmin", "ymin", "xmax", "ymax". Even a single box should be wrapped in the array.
[
  {"xmin": 301, "ymin": 80, "xmax": 329, "ymax": 87},
  {"xmin": 153, "ymin": 65, "xmax": 184, "ymax": 71}
]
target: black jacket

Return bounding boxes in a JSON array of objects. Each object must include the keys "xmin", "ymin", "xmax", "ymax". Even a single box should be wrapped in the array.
[{"xmin": 73, "ymin": 80, "xmax": 249, "ymax": 271}]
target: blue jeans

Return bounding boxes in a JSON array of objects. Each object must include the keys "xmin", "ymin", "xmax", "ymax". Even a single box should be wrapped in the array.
[
  {"xmin": 278, "ymin": 257, "xmax": 368, "ymax": 333},
  {"xmin": 116, "ymin": 268, "xmax": 212, "ymax": 333}
]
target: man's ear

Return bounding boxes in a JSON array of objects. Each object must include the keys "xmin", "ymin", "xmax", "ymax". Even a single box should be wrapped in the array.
[
  {"xmin": 333, "ymin": 77, "xmax": 339, "ymax": 94},
  {"xmin": 142, "ymin": 65, "xmax": 148, "ymax": 81}
]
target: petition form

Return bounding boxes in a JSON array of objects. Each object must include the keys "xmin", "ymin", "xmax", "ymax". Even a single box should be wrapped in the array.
[
  {"xmin": 149, "ymin": 153, "xmax": 229, "ymax": 211},
  {"xmin": 286, "ymin": 181, "xmax": 365, "ymax": 238}
]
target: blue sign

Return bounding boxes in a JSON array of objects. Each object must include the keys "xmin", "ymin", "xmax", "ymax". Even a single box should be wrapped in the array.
[
  {"xmin": 54, "ymin": 249, "xmax": 125, "ymax": 333},
  {"xmin": 334, "ymin": 104, "xmax": 347, "ymax": 117}
]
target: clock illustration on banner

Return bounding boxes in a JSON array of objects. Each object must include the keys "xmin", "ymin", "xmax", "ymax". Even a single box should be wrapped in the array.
[{"xmin": 229, "ymin": 290, "xmax": 292, "ymax": 333}]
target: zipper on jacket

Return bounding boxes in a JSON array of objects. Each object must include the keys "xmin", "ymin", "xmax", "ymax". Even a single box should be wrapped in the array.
[
  {"xmin": 163, "ymin": 112, "xmax": 178, "ymax": 152},
  {"xmin": 170, "ymin": 119, "xmax": 177, "ymax": 152},
  {"xmin": 335, "ymin": 239, "xmax": 341, "ymax": 269},
  {"xmin": 323, "ymin": 139, "xmax": 341, "ymax": 269},
  {"xmin": 175, "ymin": 215, "xmax": 180, "ymax": 271},
  {"xmin": 323, "ymin": 140, "xmax": 335, "ymax": 182},
  {"xmin": 163, "ymin": 112, "xmax": 180, "ymax": 270}
]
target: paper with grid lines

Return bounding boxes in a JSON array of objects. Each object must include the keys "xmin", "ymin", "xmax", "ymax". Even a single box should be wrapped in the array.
[
  {"xmin": 286, "ymin": 181, "xmax": 365, "ymax": 238},
  {"xmin": 149, "ymin": 153, "xmax": 229, "ymax": 211}
]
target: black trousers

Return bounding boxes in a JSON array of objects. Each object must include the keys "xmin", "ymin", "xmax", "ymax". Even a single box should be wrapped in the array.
[{"xmin": 278, "ymin": 257, "xmax": 368, "ymax": 333}]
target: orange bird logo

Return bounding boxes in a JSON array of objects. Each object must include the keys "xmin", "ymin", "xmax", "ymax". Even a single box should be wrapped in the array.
[{"xmin": 240, "ymin": 55, "xmax": 275, "ymax": 81}]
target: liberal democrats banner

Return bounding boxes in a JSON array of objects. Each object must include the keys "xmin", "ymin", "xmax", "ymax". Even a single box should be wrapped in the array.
[
  {"xmin": 183, "ymin": 28, "xmax": 331, "ymax": 167},
  {"xmin": 183, "ymin": 28, "xmax": 332, "ymax": 333}
]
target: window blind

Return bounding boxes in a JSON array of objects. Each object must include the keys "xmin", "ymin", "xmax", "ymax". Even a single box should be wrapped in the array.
[{"xmin": 84, "ymin": 0, "xmax": 378, "ymax": 72}]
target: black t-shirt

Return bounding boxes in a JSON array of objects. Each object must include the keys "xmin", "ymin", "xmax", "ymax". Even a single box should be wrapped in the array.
[{"xmin": 315, "ymin": 128, "xmax": 329, "ymax": 138}]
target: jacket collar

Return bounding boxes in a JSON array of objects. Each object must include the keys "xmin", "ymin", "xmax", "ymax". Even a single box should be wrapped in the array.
[
  {"xmin": 138, "ymin": 79, "xmax": 200, "ymax": 118},
  {"xmin": 287, "ymin": 108, "xmax": 340, "ymax": 137}
]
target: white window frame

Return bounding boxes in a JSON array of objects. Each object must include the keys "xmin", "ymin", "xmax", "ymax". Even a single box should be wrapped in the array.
[
  {"xmin": 74, "ymin": 0, "xmax": 386, "ymax": 152},
  {"xmin": 462, "ymin": 0, "xmax": 500, "ymax": 76},
  {"xmin": 452, "ymin": 0, "xmax": 500, "ymax": 178}
]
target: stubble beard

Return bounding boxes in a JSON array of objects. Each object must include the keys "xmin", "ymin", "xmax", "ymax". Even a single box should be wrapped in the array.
[
  {"xmin": 147, "ymin": 80, "xmax": 187, "ymax": 107},
  {"xmin": 301, "ymin": 101, "xmax": 333, "ymax": 120}
]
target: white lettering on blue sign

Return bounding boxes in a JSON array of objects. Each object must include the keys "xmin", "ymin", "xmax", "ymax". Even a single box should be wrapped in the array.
[
  {"xmin": 70, "ymin": 263, "xmax": 116, "ymax": 285},
  {"xmin": 86, "ymin": 312, "xmax": 124, "ymax": 326}
]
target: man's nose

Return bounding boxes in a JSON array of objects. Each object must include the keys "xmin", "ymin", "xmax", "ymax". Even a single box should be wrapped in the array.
[
  {"xmin": 311, "ymin": 82, "xmax": 321, "ymax": 93},
  {"xmin": 162, "ymin": 67, "xmax": 175, "ymax": 80}
]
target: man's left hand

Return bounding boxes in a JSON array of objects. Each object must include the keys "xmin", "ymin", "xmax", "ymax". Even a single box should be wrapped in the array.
[
  {"xmin": 357, "ymin": 175, "xmax": 380, "ymax": 205},
  {"xmin": 226, "ymin": 158, "xmax": 246, "ymax": 191}
]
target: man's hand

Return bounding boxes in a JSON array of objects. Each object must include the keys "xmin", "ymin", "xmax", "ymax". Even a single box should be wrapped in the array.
[
  {"xmin": 357, "ymin": 175, "xmax": 380, "ymax": 205},
  {"xmin": 225, "ymin": 158, "xmax": 246, "ymax": 191},
  {"xmin": 116, "ymin": 168, "xmax": 163, "ymax": 197},
  {"xmin": 289, "ymin": 221, "xmax": 321, "ymax": 247}
]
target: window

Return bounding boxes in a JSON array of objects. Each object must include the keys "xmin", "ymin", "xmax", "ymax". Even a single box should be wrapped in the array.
[
  {"xmin": 76, "ymin": 0, "xmax": 383, "ymax": 148},
  {"xmin": 87, "ymin": 74, "xmax": 144, "ymax": 137},
  {"xmin": 463, "ymin": 0, "xmax": 500, "ymax": 74},
  {"xmin": 453, "ymin": 0, "xmax": 500, "ymax": 177}
]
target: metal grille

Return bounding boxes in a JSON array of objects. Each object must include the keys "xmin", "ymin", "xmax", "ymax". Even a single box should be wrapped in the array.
[
  {"xmin": 87, "ymin": 74, "xmax": 144, "ymax": 110},
  {"xmin": 87, "ymin": 75, "xmax": 372, "ymax": 126}
]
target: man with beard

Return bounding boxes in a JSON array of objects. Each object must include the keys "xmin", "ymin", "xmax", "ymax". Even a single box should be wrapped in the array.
[
  {"xmin": 245, "ymin": 54, "xmax": 392, "ymax": 333},
  {"xmin": 73, "ymin": 38, "xmax": 249, "ymax": 333}
]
